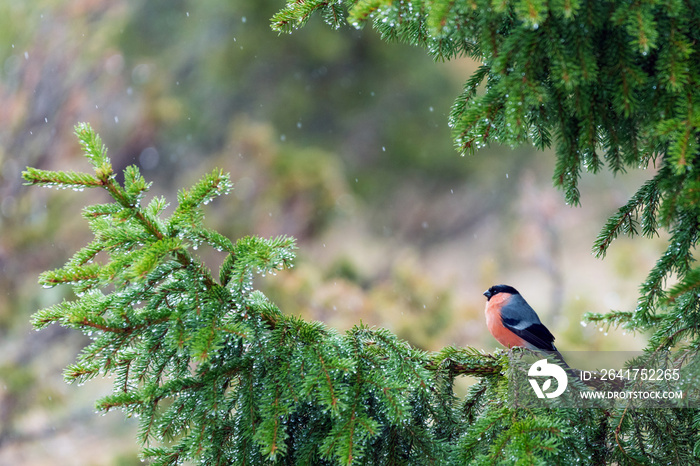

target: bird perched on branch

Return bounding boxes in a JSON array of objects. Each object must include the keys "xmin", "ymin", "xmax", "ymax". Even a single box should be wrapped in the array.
[{"xmin": 483, "ymin": 284, "xmax": 568, "ymax": 367}]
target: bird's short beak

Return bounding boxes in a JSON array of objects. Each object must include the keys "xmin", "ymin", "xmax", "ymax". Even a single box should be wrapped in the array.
[{"xmin": 483, "ymin": 290, "xmax": 492, "ymax": 299}]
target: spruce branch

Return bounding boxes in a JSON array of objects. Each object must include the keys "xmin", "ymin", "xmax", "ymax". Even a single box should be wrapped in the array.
[
  {"xmin": 273, "ymin": 2, "xmax": 700, "ymax": 462},
  {"xmin": 273, "ymin": 0, "xmax": 700, "ymax": 217},
  {"xmin": 31, "ymin": 0, "xmax": 700, "ymax": 454},
  {"xmin": 271, "ymin": 0, "xmax": 346, "ymax": 33},
  {"xmin": 666, "ymin": 267, "xmax": 700, "ymax": 303},
  {"xmin": 21, "ymin": 167, "xmax": 104, "ymax": 189},
  {"xmin": 28, "ymin": 124, "xmax": 523, "ymax": 463}
]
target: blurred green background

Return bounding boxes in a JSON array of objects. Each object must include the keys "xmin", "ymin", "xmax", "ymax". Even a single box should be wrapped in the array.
[{"xmin": 0, "ymin": 0, "xmax": 664, "ymax": 464}]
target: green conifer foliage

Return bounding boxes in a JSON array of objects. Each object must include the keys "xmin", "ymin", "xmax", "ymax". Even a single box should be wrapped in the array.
[
  {"xmin": 25, "ymin": 0, "xmax": 700, "ymax": 461},
  {"xmin": 25, "ymin": 124, "xmax": 510, "ymax": 464},
  {"xmin": 277, "ymin": 0, "xmax": 700, "ymax": 463},
  {"xmin": 272, "ymin": 0, "xmax": 700, "ymax": 365}
]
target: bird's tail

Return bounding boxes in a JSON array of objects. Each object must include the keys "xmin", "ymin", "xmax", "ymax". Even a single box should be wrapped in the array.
[
  {"xmin": 549, "ymin": 349, "xmax": 569, "ymax": 368},
  {"xmin": 545, "ymin": 348, "xmax": 581, "ymax": 379}
]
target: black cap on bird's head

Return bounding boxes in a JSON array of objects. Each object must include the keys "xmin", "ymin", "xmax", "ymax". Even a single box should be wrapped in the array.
[{"xmin": 483, "ymin": 284, "xmax": 520, "ymax": 300}]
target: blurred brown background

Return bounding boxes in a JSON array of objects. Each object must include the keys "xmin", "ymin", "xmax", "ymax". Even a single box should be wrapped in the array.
[{"xmin": 0, "ymin": 0, "xmax": 663, "ymax": 464}]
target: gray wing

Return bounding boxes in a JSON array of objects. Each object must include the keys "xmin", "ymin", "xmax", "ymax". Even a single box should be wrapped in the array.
[{"xmin": 500, "ymin": 294, "xmax": 556, "ymax": 351}]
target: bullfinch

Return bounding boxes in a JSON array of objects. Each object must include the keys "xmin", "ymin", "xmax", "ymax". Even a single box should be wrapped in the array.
[{"xmin": 483, "ymin": 284, "xmax": 568, "ymax": 367}]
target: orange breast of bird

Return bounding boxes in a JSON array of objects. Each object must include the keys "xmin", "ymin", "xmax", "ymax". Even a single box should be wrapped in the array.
[{"xmin": 485, "ymin": 294, "xmax": 529, "ymax": 348}]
